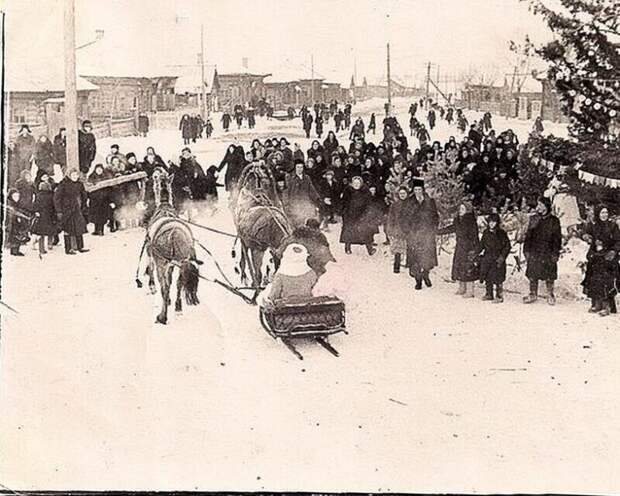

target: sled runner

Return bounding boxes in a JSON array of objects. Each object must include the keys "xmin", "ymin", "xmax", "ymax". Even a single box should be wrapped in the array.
[{"xmin": 259, "ymin": 295, "xmax": 347, "ymax": 360}]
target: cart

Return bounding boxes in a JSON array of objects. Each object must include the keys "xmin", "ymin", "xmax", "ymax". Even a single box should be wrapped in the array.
[{"xmin": 259, "ymin": 295, "xmax": 347, "ymax": 360}]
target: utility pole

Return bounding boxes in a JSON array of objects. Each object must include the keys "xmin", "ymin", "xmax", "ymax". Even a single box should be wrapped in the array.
[
  {"xmin": 64, "ymin": 0, "xmax": 79, "ymax": 172},
  {"xmin": 436, "ymin": 65, "xmax": 440, "ymax": 99},
  {"xmin": 386, "ymin": 43, "xmax": 391, "ymax": 116},
  {"xmin": 425, "ymin": 61, "xmax": 431, "ymax": 100},
  {"xmin": 311, "ymin": 54, "xmax": 315, "ymax": 104},
  {"xmin": 200, "ymin": 23, "xmax": 207, "ymax": 118}
]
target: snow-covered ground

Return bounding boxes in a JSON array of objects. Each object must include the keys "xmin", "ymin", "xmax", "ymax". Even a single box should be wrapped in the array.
[{"xmin": 1, "ymin": 97, "xmax": 619, "ymax": 494}]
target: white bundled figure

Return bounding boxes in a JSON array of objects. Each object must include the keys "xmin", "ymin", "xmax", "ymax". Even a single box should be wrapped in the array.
[
  {"xmin": 544, "ymin": 175, "xmax": 582, "ymax": 236},
  {"xmin": 258, "ymin": 243, "xmax": 318, "ymax": 308}
]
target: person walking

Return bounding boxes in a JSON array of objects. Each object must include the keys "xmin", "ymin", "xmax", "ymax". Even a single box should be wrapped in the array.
[
  {"xmin": 439, "ymin": 201, "xmax": 481, "ymax": 297},
  {"xmin": 179, "ymin": 114, "xmax": 193, "ymax": 145},
  {"xmin": 385, "ymin": 186, "xmax": 409, "ymax": 273},
  {"xmin": 522, "ymin": 197, "xmax": 562, "ymax": 305},
  {"xmin": 402, "ymin": 178, "xmax": 439, "ymax": 289},
  {"xmin": 478, "ymin": 213, "xmax": 511, "ymax": 303},
  {"xmin": 340, "ymin": 176, "xmax": 376, "ymax": 255},
  {"xmin": 283, "ymin": 160, "xmax": 321, "ymax": 229}
]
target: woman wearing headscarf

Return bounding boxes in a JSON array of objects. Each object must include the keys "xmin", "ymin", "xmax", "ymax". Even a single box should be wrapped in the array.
[
  {"xmin": 438, "ymin": 200, "xmax": 481, "ymax": 297},
  {"xmin": 386, "ymin": 186, "xmax": 410, "ymax": 273},
  {"xmin": 218, "ymin": 144, "xmax": 247, "ymax": 192},
  {"xmin": 478, "ymin": 213, "xmax": 511, "ymax": 303},
  {"xmin": 323, "ymin": 131, "xmax": 339, "ymax": 158},
  {"xmin": 523, "ymin": 197, "xmax": 562, "ymax": 305},
  {"xmin": 179, "ymin": 114, "xmax": 193, "ymax": 145},
  {"xmin": 581, "ymin": 205, "xmax": 620, "ymax": 316},
  {"xmin": 340, "ymin": 176, "xmax": 376, "ymax": 255},
  {"xmin": 284, "ymin": 160, "xmax": 320, "ymax": 229},
  {"xmin": 53, "ymin": 168, "xmax": 89, "ymax": 255}
]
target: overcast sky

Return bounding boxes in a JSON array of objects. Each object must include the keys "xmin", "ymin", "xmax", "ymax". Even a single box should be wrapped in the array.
[{"xmin": 4, "ymin": 0, "xmax": 554, "ymax": 88}]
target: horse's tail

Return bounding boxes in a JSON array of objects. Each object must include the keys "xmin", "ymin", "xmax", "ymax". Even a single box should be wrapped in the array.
[{"xmin": 180, "ymin": 261, "xmax": 200, "ymax": 306}]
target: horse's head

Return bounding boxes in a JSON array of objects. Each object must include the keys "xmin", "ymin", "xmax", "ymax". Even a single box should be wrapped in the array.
[{"xmin": 153, "ymin": 167, "xmax": 174, "ymax": 207}]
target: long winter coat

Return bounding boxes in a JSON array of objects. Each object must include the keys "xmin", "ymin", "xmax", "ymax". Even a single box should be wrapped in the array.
[
  {"xmin": 179, "ymin": 116, "xmax": 193, "ymax": 139},
  {"xmin": 78, "ymin": 130, "xmax": 97, "ymax": 173},
  {"xmin": 401, "ymin": 194, "xmax": 439, "ymax": 273},
  {"xmin": 53, "ymin": 133, "xmax": 66, "ymax": 168},
  {"xmin": 13, "ymin": 134, "xmax": 36, "ymax": 173},
  {"xmin": 219, "ymin": 146, "xmax": 246, "ymax": 191},
  {"xmin": 440, "ymin": 212, "xmax": 481, "ymax": 282},
  {"xmin": 479, "ymin": 227, "xmax": 511, "ymax": 284},
  {"xmin": 582, "ymin": 220, "xmax": 620, "ymax": 300},
  {"xmin": 53, "ymin": 177, "xmax": 88, "ymax": 236},
  {"xmin": 523, "ymin": 214, "xmax": 562, "ymax": 281},
  {"xmin": 284, "ymin": 172, "xmax": 320, "ymax": 228},
  {"xmin": 35, "ymin": 139, "xmax": 55, "ymax": 175},
  {"xmin": 32, "ymin": 190, "xmax": 58, "ymax": 236},
  {"xmin": 15, "ymin": 174, "xmax": 35, "ymax": 213},
  {"xmin": 87, "ymin": 170, "xmax": 113, "ymax": 226},
  {"xmin": 386, "ymin": 197, "xmax": 409, "ymax": 255},
  {"xmin": 339, "ymin": 186, "xmax": 375, "ymax": 245}
]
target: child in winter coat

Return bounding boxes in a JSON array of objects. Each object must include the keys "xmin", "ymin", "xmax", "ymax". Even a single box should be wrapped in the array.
[
  {"xmin": 204, "ymin": 165, "xmax": 223, "ymax": 215},
  {"xmin": 478, "ymin": 213, "xmax": 511, "ymax": 303},
  {"xmin": 385, "ymin": 186, "xmax": 409, "ymax": 273},
  {"xmin": 32, "ymin": 181, "xmax": 58, "ymax": 254},
  {"xmin": 4, "ymin": 189, "xmax": 31, "ymax": 256}
]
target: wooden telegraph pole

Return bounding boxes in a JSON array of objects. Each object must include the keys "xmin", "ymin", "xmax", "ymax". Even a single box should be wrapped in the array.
[
  {"xmin": 311, "ymin": 54, "xmax": 315, "ymax": 104},
  {"xmin": 200, "ymin": 23, "xmax": 208, "ymax": 118},
  {"xmin": 64, "ymin": 0, "xmax": 79, "ymax": 171},
  {"xmin": 386, "ymin": 43, "xmax": 391, "ymax": 116}
]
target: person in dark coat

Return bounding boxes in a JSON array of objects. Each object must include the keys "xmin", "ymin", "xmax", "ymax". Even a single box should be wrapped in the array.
[
  {"xmin": 221, "ymin": 112, "xmax": 232, "ymax": 132},
  {"xmin": 523, "ymin": 197, "xmax": 562, "ymax": 305},
  {"xmin": 279, "ymin": 137, "xmax": 294, "ymax": 172},
  {"xmin": 78, "ymin": 121, "xmax": 97, "ymax": 174},
  {"xmin": 204, "ymin": 118, "xmax": 214, "ymax": 138},
  {"xmin": 138, "ymin": 113, "xmax": 150, "ymax": 137},
  {"xmin": 303, "ymin": 112, "xmax": 313, "ymax": 138},
  {"xmin": 478, "ymin": 213, "xmax": 511, "ymax": 303},
  {"xmin": 340, "ymin": 176, "xmax": 376, "ymax": 255},
  {"xmin": 323, "ymin": 131, "xmax": 339, "ymax": 158},
  {"xmin": 581, "ymin": 205, "xmax": 620, "ymax": 316},
  {"xmin": 32, "ymin": 180, "xmax": 58, "ymax": 254},
  {"xmin": 284, "ymin": 161, "xmax": 320, "ymax": 229},
  {"xmin": 15, "ymin": 169, "xmax": 36, "ymax": 214},
  {"xmin": 87, "ymin": 164, "xmax": 113, "ymax": 236},
  {"xmin": 180, "ymin": 149, "xmax": 207, "ymax": 200},
  {"xmin": 317, "ymin": 169, "xmax": 340, "ymax": 227},
  {"xmin": 218, "ymin": 144, "xmax": 246, "ymax": 192},
  {"xmin": 402, "ymin": 178, "xmax": 439, "ymax": 289},
  {"xmin": 203, "ymin": 165, "xmax": 223, "ymax": 213},
  {"xmin": 4, "ymin": 189, "xmax": 31, "ymax": 256},
  {"xmin": 12, "ymin": 125, "xmax": 36, "ymax": 185},
  {"xmin": 367, "ymin": 113, "xmax": 376, "ymax": 135},
  {"xmin": 53, "ymin": 169, "xmax": 89, "ymax": 255},
  {"xmin": 53, "ymin": 128, "xmax": 67, "ymax": 170},
  {"xmin": 179, "ymin": 114, "xmax": 193, "ymax": 145},
  {"xmin": 438, "ymin": 201, "xmax": 481, "ymax": 297},
  {"xmin": 33, "ymin": 135, "xmax": 55, "ymax": 178},
  {"xmin": 142, "ymin": 147, "xmax": 167, "ymax": 177}
]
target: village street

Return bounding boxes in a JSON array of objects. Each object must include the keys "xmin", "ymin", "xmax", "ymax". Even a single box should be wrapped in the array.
[{"xmin": 1, "ymin": 97, "xmax": 619, "ymax": 494}]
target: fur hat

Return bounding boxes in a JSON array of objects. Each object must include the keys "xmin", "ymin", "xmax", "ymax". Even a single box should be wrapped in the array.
[
  {"xmin": 412, "ymin": 177, "xmax": 425, "ymax": 189},
  {"xmin": 538, "ymin": 196, "xmax": 552, "ymax": 214},
  {"xmin": 487, "ymin": 213, "xmax": 501, "ymax": 225},
  {"xmin": 125, "ymin": 152, "xmax": 136, "ymax": 161}
]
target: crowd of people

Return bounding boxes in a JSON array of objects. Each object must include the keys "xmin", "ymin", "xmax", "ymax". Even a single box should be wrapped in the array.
[{"xmin": 4, "ymin": 98, "xmax": 619, "ymax": 317}]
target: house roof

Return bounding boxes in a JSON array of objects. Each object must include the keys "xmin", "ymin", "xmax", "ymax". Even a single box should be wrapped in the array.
[{"xmin": 6, "ymin": 70, "xmax": 99, "ymax": 93}]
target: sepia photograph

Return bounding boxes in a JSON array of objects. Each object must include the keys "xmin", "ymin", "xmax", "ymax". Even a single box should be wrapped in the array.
[{"xmin": 0, "ymin": 0, "xmax": 619, "ymax": 493}]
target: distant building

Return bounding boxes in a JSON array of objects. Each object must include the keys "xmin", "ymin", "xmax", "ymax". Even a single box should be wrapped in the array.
[
  {"xmin": 210, "ymin": 70, "xmax": 271, "ymax": 111},
  {"xmin": 540, "ymin": 79, "xmax": 570, "ymax": 123},
  {"xmin": 351, "ymin": 76, "xmax": 422, "ymax": 101},
  {"xmin": 80, "ymin": 75, "xmax": 177, "ymax": 118}
]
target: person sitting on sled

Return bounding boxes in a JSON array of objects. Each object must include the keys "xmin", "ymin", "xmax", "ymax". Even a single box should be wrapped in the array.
[{"xmin": 258, "ymin": 243, "xmax": 318, "ymax": 307}]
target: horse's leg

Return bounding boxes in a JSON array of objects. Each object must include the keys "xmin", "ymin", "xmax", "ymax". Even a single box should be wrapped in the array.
[
  {"xmin": 175, "ymin": 266, "xmax": 183, "ymax": 313},
  {"xmin": 155, "ymin": 260, "xmax": 171, "ymax": 325},
  {"xmin": 253, "ymin": 249, "xmax": 266, "ymax": 288},
  {"xmin": 146, "ymin": 258, "xmax": 156, "ymax": 295}
]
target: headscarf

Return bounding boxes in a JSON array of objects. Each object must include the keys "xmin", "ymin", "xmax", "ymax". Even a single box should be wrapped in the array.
[{"xmin": 277, "ymin": 243, "xmax": 312, "ymax": 277}]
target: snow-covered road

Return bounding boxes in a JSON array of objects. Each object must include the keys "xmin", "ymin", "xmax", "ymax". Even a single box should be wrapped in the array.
[{"xmin": 1, "ymin": 98, "xmax": 618, "ymax": 493}]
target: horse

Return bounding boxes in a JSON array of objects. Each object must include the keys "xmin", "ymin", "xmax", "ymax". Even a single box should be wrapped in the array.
[
  {"xmin": 135, "ymin": 167, "xmax": 201, "ymax": 324},
  {"xmin": 232, "ymin": 162, "xmax": 292, "ymax": 302}
]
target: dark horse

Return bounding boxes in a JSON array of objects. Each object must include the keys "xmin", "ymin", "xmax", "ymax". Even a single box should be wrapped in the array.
[
  {"xmin": 232, "ymin": 162, "xmax": 292, "ymax": 302},
  {"xmin": 136, "ymin": 167, "xmax": 201, "ymax": 324}
]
